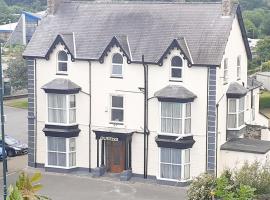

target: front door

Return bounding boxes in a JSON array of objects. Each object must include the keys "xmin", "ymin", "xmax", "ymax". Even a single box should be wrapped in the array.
[{"xmin": 106, "ymin": 141, "xmax": 125, "ymax": 173}]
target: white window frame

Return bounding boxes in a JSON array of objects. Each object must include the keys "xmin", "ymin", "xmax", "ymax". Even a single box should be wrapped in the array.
[
  {"xmin": 237, "ymin": 55, "xmax": 241, "ymax": 80},
  {"xmin": 46, "ymin": 137, "xmax": 76, "ymax": 169},
  {"xmin": 57, "ymin": 51, "xmax": 68, "ymax": 74},
  {"xmin": 47, "ymin": 94, "xmax": 77, "ymax": 126},
  {"xmin": 111, "ymin": 53, "xmax": 123, "ymax": 78},
  {"xmin": 110, "ymin": 95, "xmax": 124, "ymax": 124},
  {"xmin": 227, "ymin": 97, "xmax": 245, "ymax": 130},
  {"xmin": 224, "ymin": 58, "xmax": 228, "ymax": 84},
  {"xmin": 158, "ymin": 148, "xmax": 191, "ymax": 182},
  {"xmin": 159, "ymin": 102, "xmax": 192, "ymax": 137},
  {"xmin": 170, "ymin": 56, "xmax": 183, "ymax": 80}
]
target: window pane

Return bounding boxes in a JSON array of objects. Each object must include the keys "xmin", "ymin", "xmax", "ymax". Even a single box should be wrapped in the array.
[
  {"xmin": 186, "ymin": 103, "xmax": 191, "ymax": 117},
  {"xmin": 112, "ymin": 96, "xmax": 123, "ymax": 108},
  {"xmin": 69, "ymin": 109, "xmax": 76, "ymax": 124},
  {"xmin": 184, "ymin": 164, "xmax": 190, "ymax": 180},
  {"xmin": 185, "ymin": 149, "xmax": 190, "ymax": 163},
  {"xmin": 58, "ymin": 51, "xmax": 68, "ymax": 61},
  {"xmin": 171, "ymin": 149, "xmax": 181, "ymax": 164},
  {"xmin": 57, "ymin": 138, "xmax": 66, "ymax": 152},
  {"xmin": 165, "ymin": 118, "xmax": 172, "ymax": 133},
  {"xmin": 160, "ymin": 148, "xmax": 171, "ymax": 163},
  {"xmin": 69, "ymin": 138, "xmax": 76, "ymax": 152},
  {"xmin": 112, "ymin": 64, "xmax": 122, "ymax": 76},
  {"xmin": 224, "ymin": 59, "xmax": 228, "ymax": 69},
  {"xmin": 229, "ymin": 99, "xmax": 236, "ymax": 113},
  {"xmin": 171, "ymin": 56, "xmax": 182, "ymax": 67},
  {"xmin": 172, "ymin": 103, "xmax": 182, "ymax": 118},
  {"xmin": 112, "ymin": 53, "xmax": 123, "ymax": 64},
  {"xmin": 161, "ymin": 118, "xmax": 167, "ymax": 133},
  {"xmin": 69, "ymin": 95, "xmax": 76, "ymax": 108},
  {"xmin": 171, "ymin": 68, "xmax": 182, "ymax": 78},
  {"xmin": 48, "ymin": 94, "xmax": 66, "ymax": 109},
  {"xmin": 161, "ymin": 102, "xmax": 172, "ymax": 118},
  {"xmin": 237, "ymin": 56, "xmax": 241, "ymax": 66},
  {"xmin": 185, "ymin": 118, "xmax": 191, "ymax": 134},
  {"xmin": 58, "ymin": 62, "xmax": 67, "ymax": 72},
  {"xmin": 172, "ymin": 165, "xmax": 181, "ymax": 180},
  {"xmin": 172, "ymin": 119, "xmax": 181, "ymax": 134},
  {"xmin": 239, "ymin": 97, "xmax": 245, "ymax": 111},
  {"xmin": 48, "ymin": 152, "xmax": 57, "ymax": 166},
  {"xmin": 160, "ymin": 163, "xmax": 171, "ymax": 179},
  {"xmin": 48, "ymin": 109, "xmax": 67, "ymax": 124},
  {"xmin": 69, "ymin": 152, "xmax": 76, "ymax": 167},
  {"xmin": 239, "ymin": 112, "xmax": 244, "ymax": 126},
  {"xmin": 111, "ymin": 109, "xmax": 123, "ymax": 122},
  {"xmin": 48, "ymin": 137, "xmax": 57, "ymax": 151},
  {"xmin": 228, "ymin": 114, "xmax": 237, "ymax": 128},
  {"xmin": 58, "ymin": 153, "xmax": 66, "ymax": 167}
]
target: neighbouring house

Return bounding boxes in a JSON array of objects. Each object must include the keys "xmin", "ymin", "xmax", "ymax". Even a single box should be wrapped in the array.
[
  {"xmin": 23, "ymin": 0, "xmax": 270, "ymax": 185},
  {"xmin": 5, "ymin": 11, "xmax": 45, "ymax": 47},
  {"xmin": 0, "ymin": 22, "xmax": 17, "ymax": 43},
  {"xmin": 256, "ymin": 72, "xmax": 270, "ymax": 91}
]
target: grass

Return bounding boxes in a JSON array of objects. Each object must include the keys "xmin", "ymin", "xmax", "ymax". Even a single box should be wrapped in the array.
[
  {"xmin": 4, "ymin": 98, "xmax": 28, "ymax": 109},
  {"xmin": 260, "ymin": 91, "xmax": 270, "ymax": 109}
]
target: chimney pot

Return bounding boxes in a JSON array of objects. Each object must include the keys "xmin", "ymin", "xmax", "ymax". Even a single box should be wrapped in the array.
[
  {"xmin": 47, "ymin": 0, "xmax": 64, "ymax": 15},
  {"xmin": 222, "ymin": 0, "xmax": 232, "ymax": 16}
]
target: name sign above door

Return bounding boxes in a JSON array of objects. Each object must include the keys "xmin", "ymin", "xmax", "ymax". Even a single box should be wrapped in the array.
[{"xmin": 100, "ymin": 136, "xmax": 119, "ymax": 142}]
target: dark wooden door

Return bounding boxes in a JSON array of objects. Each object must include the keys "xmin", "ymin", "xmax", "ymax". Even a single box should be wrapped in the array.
[{"xmin": 106, "ymin": 141, "xmax": 125, "ymax": 173}]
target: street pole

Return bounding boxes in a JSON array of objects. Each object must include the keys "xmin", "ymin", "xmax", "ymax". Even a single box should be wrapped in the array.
[{"xmin": 0, "ymin": 43, "xmax": 7, "ymax": 200}]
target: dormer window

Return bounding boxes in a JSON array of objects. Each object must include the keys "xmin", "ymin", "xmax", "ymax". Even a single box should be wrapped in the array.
[
  {"xmin": 111, "ymin": 53, "xmax": 123, "ymax": 78},
  {"xmin": 57, "ymin": 51, "xmax": 68, "ymax": 73},
  {"xmin": 171, "ymin": 56, "xmax": 183, "ymax": 80}
]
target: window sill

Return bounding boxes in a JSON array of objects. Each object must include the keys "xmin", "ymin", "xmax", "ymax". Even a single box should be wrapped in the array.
[
  {"xmin": 45, "ymin": 122, "xmax": 78, "ymax": 127},
  {"xmin": 45, "ymin": 165, "xmax": 77, "ymax": 169},
  {"xmin": 157, "ymin": 177, "xmax": 191, "ymax": 183},
  {"xmin": 223, "ymin": 82, "xmax": 228, "ymax": 85},
  {"xmin": 227, "ymin": 125, "xmax": 246, "ymax": 131},
  {"xmin": 109, "ymin": 121, "xmax": 124, "ymax": 125},
  {"xmin": 158, "ymin": 133, "xmax": 193, "ymax": 138},
  {"xmin": 169, "ymin": 79, "xmax": 182, "ymax": 82},
  {"xmin": 56, "ymin": 72, "xmax": 68, "ymax": 76},
  {"xmin": 237, "ymin": 78, "xmax": 241, "ymax": 81},
  {"xmin": 110, "ymin": 76, "xmax": 123, "ymax": 79}
]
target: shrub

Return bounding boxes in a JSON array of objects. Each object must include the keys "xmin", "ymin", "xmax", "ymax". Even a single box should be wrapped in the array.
[
  {"xmin": 234, "ymin": 161, "xmax": 270, "ymax": 195},
  {"xmin": 187, "ymin": 173, "xmax": 216, "ymax": 200}
]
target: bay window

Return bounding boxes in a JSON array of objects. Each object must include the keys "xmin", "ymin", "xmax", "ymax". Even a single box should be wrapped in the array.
[
  {"xmin": 160, "ymin": 148, "xmax": 190, "ymax": 181},
  {"xmin": 47, "ymin": 137, "xmax": 76, "ymax": 168},
  {"xmin": 48, "ymin": 94, "xmax": 76, "ymax": 125},
  {"xmin": 161, "ymin": 102, "xmax": 191, "ymax": 135},
  {"xmin": 227, "ymin": 97, "xmax": 245, "ymax": 129}
]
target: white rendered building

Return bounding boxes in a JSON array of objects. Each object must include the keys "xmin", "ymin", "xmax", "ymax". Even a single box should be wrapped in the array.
[{"xmin": 23, "ymin": 0, "xmax": 270, "ymax": 185}]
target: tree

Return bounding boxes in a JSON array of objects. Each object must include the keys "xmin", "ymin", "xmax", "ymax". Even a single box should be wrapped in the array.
[
  {"xmin": 256, "ymin": 37, "xmax": 270, "ymax": 62},
  {"xmin": 5, "ymin": 45, "xmax": 27, "ymax": 91},
  {"xmin": 7, "ymin": 171, "xmax": 50, "ymax": 200}
]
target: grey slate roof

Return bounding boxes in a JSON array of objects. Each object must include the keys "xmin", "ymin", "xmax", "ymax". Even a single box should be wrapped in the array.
[
  {"xmin": 23, "ymin": 1, "xmax": 250, "ymax": 66},
  {"xmin": 155, "ymin": 85, "xmax": 197, "ymax": 101},
  {"xmin": 247, "ymin": 77, "xmax": 262, "ymax": 91},
  {"xmin": 220, "ymin": 138, "xmax": 270, "ymax": 154},
  {"xmin": 226, "ymin": 82, "xmax": 248, "ymax": 98},
  {"xmin": 42, "ymin": 78, "xmax": 81, "ymax": 93}
]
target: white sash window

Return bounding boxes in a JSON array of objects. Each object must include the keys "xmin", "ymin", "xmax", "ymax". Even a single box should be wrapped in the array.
[{"xmin": 227, "ymin": 97, "xmax": 245, "ymax": 129}]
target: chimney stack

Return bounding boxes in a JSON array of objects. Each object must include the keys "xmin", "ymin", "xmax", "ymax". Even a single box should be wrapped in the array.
[
  {"xmin": 47, "ymin": 0, "xmax": 63, "ymax": 15},
  {"xmin": 222, "ymin": 0, "xmax": 232, "ymax": 16}
]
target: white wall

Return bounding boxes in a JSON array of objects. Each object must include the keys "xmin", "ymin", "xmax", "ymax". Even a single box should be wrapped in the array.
[
  {"xmin": 220, "ymin": 150, "xmax": 270, "ymax": 171},
  {"xmin": 35, "ymin": 44, "xmax": 90, "ymax": 168}
]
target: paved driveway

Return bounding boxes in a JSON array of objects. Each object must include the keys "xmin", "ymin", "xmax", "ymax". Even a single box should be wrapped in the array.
[{"xmin": 1, "ymin": 170, "xmax": 187, "ymax": 200}]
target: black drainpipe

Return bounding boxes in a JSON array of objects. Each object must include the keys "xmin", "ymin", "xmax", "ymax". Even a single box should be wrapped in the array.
[
  {"xmin": 88, "ymin": 61, "xmax": 92, "ymax": 172},
  {"xmin": 142, "ymin": 55, "xmax": 149, "ymax": 179}
]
